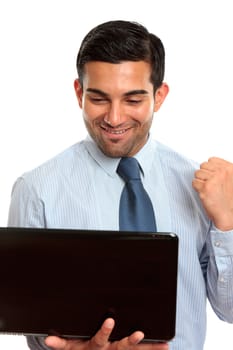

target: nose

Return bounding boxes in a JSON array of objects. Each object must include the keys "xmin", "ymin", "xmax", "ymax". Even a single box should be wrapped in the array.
[{"xmin": 104, "ymin": 102, "xmax": 122, "ymax": 127}]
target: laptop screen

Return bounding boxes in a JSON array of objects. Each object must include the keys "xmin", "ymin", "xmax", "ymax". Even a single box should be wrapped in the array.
[{"xmin": 0, "ymin": 227, "xmax": 178, "ymax": 342}]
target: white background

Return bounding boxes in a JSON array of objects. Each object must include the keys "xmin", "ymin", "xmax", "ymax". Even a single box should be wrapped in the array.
[{"xmin": 0, "ymin": 1, "xmax": 232, "ymax": 349}]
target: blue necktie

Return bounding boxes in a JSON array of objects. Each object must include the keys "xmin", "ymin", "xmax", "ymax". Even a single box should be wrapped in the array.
[{"xmin": 117, "ymin": 157, "xmax": 157, "ymax": 232}]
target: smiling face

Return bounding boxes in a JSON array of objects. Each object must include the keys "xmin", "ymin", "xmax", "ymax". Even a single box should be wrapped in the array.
[{"xmin": 74, "ymin": 61, "xmax": 168, "ymax": 158}]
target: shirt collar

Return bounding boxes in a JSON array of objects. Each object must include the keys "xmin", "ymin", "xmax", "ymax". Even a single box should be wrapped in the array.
[
  {"xmin": 133, "ymin": 135, "xmax": 157, "ymax": 178},
  {"xmin": 83, "ymin": 134, "xmax": 157, "ymax": 178},
  {"xmin": 84, "ymin": 135, "xmax": 120, "ymax": 177}
]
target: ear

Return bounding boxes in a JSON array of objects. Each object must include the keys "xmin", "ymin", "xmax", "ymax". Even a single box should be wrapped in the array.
[
  {"xmin": 74, "ymin": 79, "xmax": 83, "ymax": 108},
  {"xmin": 154, "ymin": 83, "xmax": 169, "ymax": 112}
]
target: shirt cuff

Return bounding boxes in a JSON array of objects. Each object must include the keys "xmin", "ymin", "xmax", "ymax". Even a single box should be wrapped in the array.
[{"xmin": 210, "ymin": 224, "xmax": 233, "ymax": 256}]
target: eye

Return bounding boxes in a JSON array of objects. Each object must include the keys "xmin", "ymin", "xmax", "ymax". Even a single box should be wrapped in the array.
[
  {"xmin": 89, "ymin": 97, "xmax": 109, "ymax": 104},
  {"xmin": 126, "ymin": 99, "xmax": 142, "ymax": 105}
]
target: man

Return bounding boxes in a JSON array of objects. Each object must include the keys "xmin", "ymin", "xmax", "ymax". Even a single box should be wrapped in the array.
[{"xmin": 8, "ymin": 20, "xmax": 233, "ymax": 350}]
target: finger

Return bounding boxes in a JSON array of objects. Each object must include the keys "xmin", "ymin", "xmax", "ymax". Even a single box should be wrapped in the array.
[
  {"xmin": 208, "ymin": 157, "xmax": 231, "ymax": 165},
  {"xmin": 45, "ymin": 336, "xmax": 68, "ymax": 349},
  {"xmin": 151, "ymin": 344, "xmax": 168, "ymax": 350},
  {"xmin": 192, "ymin": 178, "xmax": 204, "ymax": 192},
  {"xmin": 200, "ymin": 161, "xmax": 216, "ymax": 171},
  {"xmin": 127, "ymin": 331, "xmax": 145, "ymax": 345},
  {"xmin": 200, "ymin": 157, "xmax": 230, "ymax": 171},
  {"xmin": 155, "ymin": 344, "xmax": 169, "ymax": 350},
  {"xmin": 119, "ymin": 336, "xmax": 168, "ymax": 350},
  {"xmin": 118, "ymin": 330, "xmax": 145, "ymax": 349},
  {"xmin": 116, "ymin": 333, "xmax": 167, "ymax": 350},
  {"xmin": 90, "ymin": 318, "xmax": 115, "ymax": 348},
  {"xmin": 194, "ymin": 169, "xmax": 211, "ymax": 181},
  {"xmin": 45, "ymin": 336, "xmax": 85, "ymax": 350},
  {"xmin": 140, "ymin": 343, "xmax": 168, "ymax": 350}
]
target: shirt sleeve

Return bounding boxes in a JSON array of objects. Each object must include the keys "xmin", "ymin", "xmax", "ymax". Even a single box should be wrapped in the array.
[
  {"xmin": 7, "ymin": 177, "xmax": 46, "ymax": 227},
  {"xmin": 201, "ymin": 224, "xmax": 233, "ymax": 323},
  {"xmin": 8, "ymin": 178, "xmax": 48, "ymax": 349},
  {"xmin": 26, "ymin": 336, "xmax": 51, "ymax": 350}
]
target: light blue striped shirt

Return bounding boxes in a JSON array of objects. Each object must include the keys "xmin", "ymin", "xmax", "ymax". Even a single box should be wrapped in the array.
[{"xmin": 8, "ymin": 135, "xmax": 233, "ymax": 350}]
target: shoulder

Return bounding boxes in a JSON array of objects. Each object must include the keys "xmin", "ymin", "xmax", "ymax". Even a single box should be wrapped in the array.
[
  {"xmin": 19, "ymin": 141, "xmax": 89, "ymax": 190},
  {"xmin": 153, "ymin": 141, "xmax": 201, "ymax": 193},
  {"xmin": 156, "ymin": 141, "xmax": 199, "ymax": 174}
]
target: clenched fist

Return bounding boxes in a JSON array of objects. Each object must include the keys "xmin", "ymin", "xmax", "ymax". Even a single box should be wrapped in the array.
[{"xmin": 192, "ymin": 157, "xmax": 233, "ymax": 231}]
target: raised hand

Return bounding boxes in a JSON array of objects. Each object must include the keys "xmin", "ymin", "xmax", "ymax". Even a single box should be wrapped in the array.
[{"xmin": 193, "ymin": 157, "xmax": 233, "ymax": 231}]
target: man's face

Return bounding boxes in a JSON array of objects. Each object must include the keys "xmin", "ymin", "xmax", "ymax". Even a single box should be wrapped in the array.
[{"xmin": 74, "ymin": 61, "xmax": 168, "ymax": 158}]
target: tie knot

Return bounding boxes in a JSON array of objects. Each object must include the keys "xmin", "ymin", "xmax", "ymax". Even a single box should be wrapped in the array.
[{"xmin": 117, "ymin": 157, "xmax": 141, "ymax": 182}]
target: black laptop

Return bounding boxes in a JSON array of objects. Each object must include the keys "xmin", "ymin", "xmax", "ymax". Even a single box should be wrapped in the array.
[{"xmin": 0, "ymin": 227, "xmax": 178, "ymax": 342}]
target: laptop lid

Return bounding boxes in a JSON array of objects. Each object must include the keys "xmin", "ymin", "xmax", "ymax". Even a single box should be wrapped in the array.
[{"xmin": 0, "ymin": 227, "xmax": 178, "ymax": 342}]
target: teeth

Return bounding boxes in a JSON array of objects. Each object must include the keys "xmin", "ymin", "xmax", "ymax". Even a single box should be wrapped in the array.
[
  {"xmin": 102, "ymin": 127, "xmax": 127, "ymax": 134},
  {"xmin": 109, "ymin": 129, "xmax": 126, "ymax": 134}
]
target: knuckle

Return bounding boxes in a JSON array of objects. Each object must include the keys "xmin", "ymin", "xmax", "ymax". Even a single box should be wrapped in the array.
[{"xmin": 200, "ymin": 162, "xmax": 207, "ymax": 169}]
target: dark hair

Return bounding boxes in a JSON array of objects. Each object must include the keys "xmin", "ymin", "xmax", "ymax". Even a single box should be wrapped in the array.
[{"xmin": 76, "ymin": 20, "xmax": 165, "ymax": 91}]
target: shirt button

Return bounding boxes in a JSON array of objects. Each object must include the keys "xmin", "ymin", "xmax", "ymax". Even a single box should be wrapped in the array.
[
  {"xmin": 214, "ymin": 241, "xmax": 222, "ymax": 247},
  {"xmin": 219, "ymin": 276, "xmax": 226, "ymax": 283}
]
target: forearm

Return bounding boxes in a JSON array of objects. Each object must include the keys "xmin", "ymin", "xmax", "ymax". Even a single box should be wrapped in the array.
[{"xmin": 206, "ymin": 226, "xmax": 233, "ymax": 322}]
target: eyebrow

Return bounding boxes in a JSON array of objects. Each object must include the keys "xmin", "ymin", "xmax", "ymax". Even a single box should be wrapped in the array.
[{"xmin": 86, "ymin": 88, "xmax": 149, "ymax": 97}]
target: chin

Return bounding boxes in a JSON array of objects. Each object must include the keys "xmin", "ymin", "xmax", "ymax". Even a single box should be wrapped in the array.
[
  {"xmin": 101, "ymin": 149, "xmax": 124, "ymax": 158},
  {"xmin": 98, "ymin": 144, "xmax": 126, "ymax": 158},
  {"xmin": 95, "ymin": 137, "xmax": 135, "ymax": 158}
]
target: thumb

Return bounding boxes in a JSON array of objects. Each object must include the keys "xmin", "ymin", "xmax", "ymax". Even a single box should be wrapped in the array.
[{"xmin": 45, "ymin": 336, "xmax": 68, "ymax": 349}]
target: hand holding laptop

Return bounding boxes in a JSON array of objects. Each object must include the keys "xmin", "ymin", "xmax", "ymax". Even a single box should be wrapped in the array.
[{"xmin": 45, "ymin": 318, "xmax": 169, "ymax": 350}]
